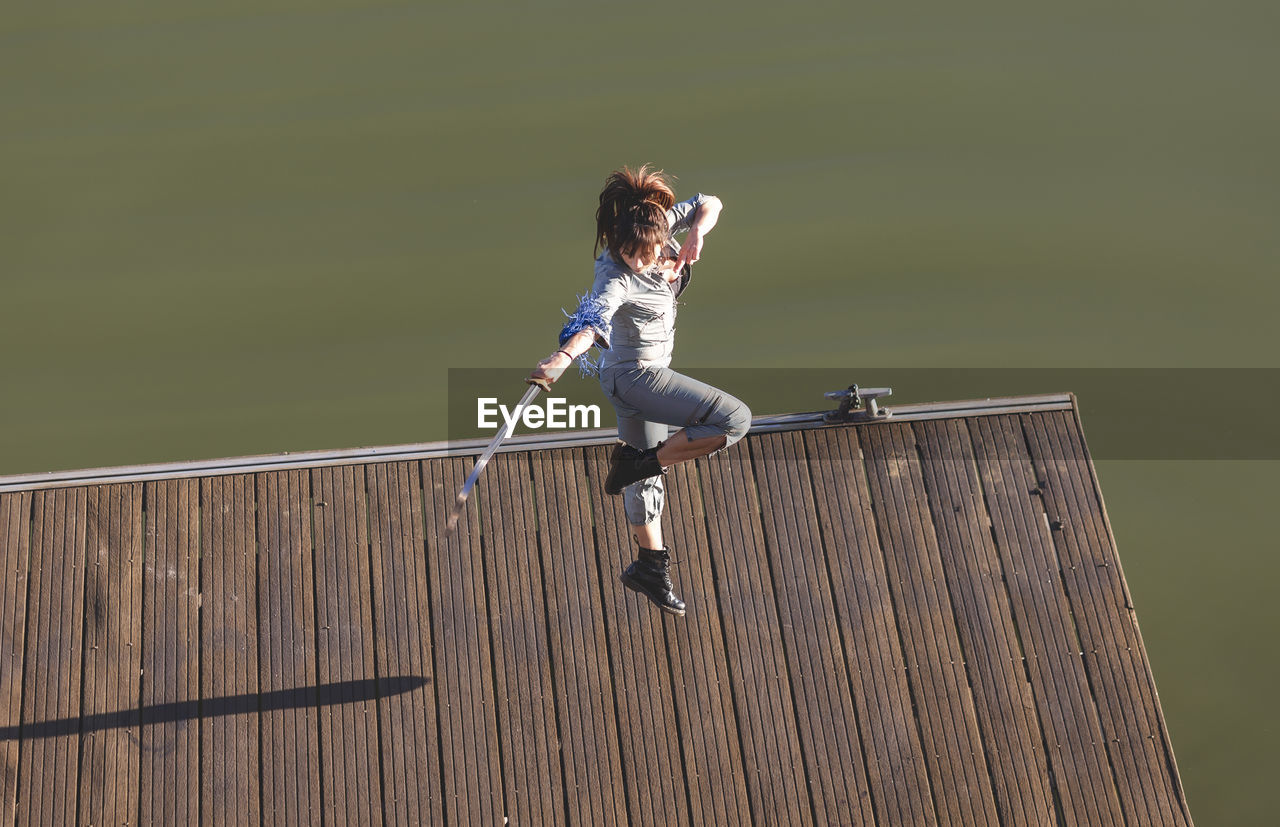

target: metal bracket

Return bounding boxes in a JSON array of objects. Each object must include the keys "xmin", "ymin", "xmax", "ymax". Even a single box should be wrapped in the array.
[{"xmin": 824, "ymin": 383, "xmax": 893, "ymax": 423}]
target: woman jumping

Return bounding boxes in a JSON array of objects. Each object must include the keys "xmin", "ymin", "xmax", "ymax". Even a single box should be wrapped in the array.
[{"xmin": 528, "ymin": 165, "xmax": 752, "ymax": 616}]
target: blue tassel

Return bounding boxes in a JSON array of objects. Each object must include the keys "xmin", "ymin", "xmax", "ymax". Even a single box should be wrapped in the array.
[
  {"xmin": 559, "ymin": 291, "xmax": 612, "ymax": 344},
  {"xmin": 558, "ymin": 292, "xmax": 611, "ymax": 377}
]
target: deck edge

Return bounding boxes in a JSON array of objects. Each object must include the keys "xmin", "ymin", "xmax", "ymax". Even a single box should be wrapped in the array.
[
  {"xmin": 1068, "ymin": 392, "xmax": 1195, "ymax": 824},
  {"xmin": 0, "ymin": 393, "xmax": 1073, "ymax": 493}
]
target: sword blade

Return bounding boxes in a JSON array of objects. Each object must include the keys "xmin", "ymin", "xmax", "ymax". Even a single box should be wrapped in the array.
[{"xmin": 445, "ymin": 382, "xmax": 543, "ymax": 534}]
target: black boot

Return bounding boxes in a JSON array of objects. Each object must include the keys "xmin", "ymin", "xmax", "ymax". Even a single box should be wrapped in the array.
[
  {"xmin": 604, "ymin": 441, "xmax": 665, "ymax": 496},
  {"xmin": 620, "ymin": 546, "xmax": 686, "ymax": 616}
]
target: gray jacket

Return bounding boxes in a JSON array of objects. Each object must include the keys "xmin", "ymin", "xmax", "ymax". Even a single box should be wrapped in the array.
[{"xmin": 566, "ymin": 193, "xmax": 711, "ymax": 372}]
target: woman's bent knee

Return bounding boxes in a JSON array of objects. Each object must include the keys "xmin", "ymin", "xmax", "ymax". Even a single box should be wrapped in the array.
[
  {"xmin": 723, "ymin": 400, "xmax": 752, "ymax": 447},
  {"xmin": 685, "ymin": 396, "xmax": 751, "ymax": 449}
]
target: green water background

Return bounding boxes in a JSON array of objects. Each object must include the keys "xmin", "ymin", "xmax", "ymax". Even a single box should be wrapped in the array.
[{"xmin": 3, "ymin": 1, "xmax": 1276, "ymax": 821}]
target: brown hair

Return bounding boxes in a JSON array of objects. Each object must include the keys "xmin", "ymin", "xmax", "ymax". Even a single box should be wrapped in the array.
[{"xmin": 594, "ymin": 164, "xmax": 675, "ymax": 266}]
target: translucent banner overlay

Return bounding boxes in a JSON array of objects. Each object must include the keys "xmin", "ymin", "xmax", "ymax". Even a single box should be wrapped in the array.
[{"xmin": 447, "ymin": 368, "xmax": 1279, "ymax": 460}]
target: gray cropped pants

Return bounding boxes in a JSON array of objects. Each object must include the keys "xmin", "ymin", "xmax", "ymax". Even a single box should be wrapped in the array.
[{"xmin": 600, "ymin": 363, "xmax": 752, "ymax": 526}]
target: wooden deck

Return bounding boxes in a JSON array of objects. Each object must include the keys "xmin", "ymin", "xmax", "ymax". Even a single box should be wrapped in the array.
[{"xmin": 0, "ymin": 394, "xmax": 1191, "ymax": 825}]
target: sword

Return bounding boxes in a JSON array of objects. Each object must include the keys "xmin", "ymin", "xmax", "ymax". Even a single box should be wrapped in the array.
[{"xmin": 444, "ymin": 377, "xmax": 548, "ymax": 535}]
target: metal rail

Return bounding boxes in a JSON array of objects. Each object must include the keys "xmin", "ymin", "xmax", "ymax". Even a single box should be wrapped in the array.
[{"xmin": 0, "ymin": 393, "xmax": 1073, "ymax": 493}]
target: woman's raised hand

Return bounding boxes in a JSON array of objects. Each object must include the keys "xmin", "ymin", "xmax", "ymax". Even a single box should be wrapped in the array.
[
  {"xmin": 674, "ymin": 196, "xmax": 721, "ymax": 273},
  {"xmin": 674, "ymin": 232, "xmax": 704, "ymax": 273}
]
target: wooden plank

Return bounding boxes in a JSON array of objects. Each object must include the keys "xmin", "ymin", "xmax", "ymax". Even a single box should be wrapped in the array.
[
  {"xmin": 200, "ymin": 474, "xmax": 260, "ymax": 824},
  {"xmin": 968, "ymin": 415, "xmax": 1125, "ymax": 826},
  {"xmin": 311, "ymin": 465, "xmax": 383, "ymax": 825},
  {"xmin": 805, "ymin": 426, "xmax": 937, "ymax": 825},
  {"xmin": 0, "ymin": 492, "xmax": 32, "ymax": 826},
  {"xmin": 16, "ymin": 488, "xmax": 87, "ymax": 826},
  {"xmin": 582, "ymin": 444, "xmax": 692, "ymax": 827},
  {"xmin": 861, "ymin": 424, "xmax": 1000, "ymax": 825},
  {"xmin": 696, "ymin": 445, "xmax": 812, "ymax": 825},
  {"xmin": 655, "ymin": 460, "xmax": 752, "ymax": 827},
  {"xmin": 912, "ymin": 419, "xmax": 1057, "ymax": 824},
  {"xmin": 255, "ymin": 469, "xmax": 322, "ymax": 824},
  {"xmin": 366, "ymin": 461, "xmax": 444, "ymax": 824},
  {"xmin": 0, "ymin": 493, "xmax": 31, "ymax": 824},
  {"xmin": 810, "ymin": 426, "xmax": 942, "ymax": 824},
  {"xmin": 748, "ymin": 429, "xmax": 877, "ymax": 824},
  {"xmin": 474, "ymin": 453, "xmax": 564, "ymax": 824},
  {"xmin": 78, "ymin": 483, "xmax": 144, "ymax": 826},
  {"xmin": 421, "ymin": 456, "xmax": 504, "ymax": 826},
  {"xmin": 140, "ymin": 479, "xmax": 200, "ymax": 825},
  {"xmin": 529, "ymin": 448, "xmax": 630, "ymax": 826},
  {"xmin": 1023, "ymin": 410, "xmax": 1191, "ymax": 825}
]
